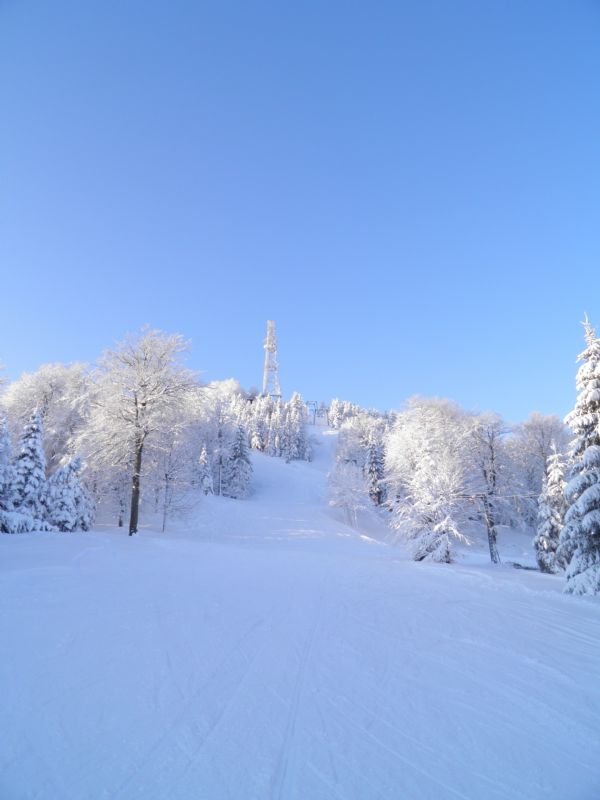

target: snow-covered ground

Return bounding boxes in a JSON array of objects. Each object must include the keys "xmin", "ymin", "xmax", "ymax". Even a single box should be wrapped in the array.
[{"xmin": 1, "ymin": 429, "xmax": 599, "ymax": 800}]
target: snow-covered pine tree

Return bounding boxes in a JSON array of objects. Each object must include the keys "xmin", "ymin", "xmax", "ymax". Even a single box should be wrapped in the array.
[
  {"xmin": 245, "ymin": 395, "xmax": 270, "ymax": 453},
  {"xmin": 13, "ymin": 411, "xmax": 47, "ymax": 519},
  {"xmin": 198, "ymin": 444, "xmax": 214, "ymax": 495},
  {"xmin": 533, "ymin": 444, "xmax": 565, "ymax": 573},
  {"xmin": 560, "ymin": 318, "xmax": 600, "ymax": 595},
  {"xmin": 328, "ymin": 398, "xmax": 344, "ymax": 429},
  {"xmin": 266, "ymin": 403, "xmax": 282, "ymax": 457},
  {"xmin": 0, "ymin": 417, "xmax": 16, "ymax": 509},
  {"xmin": 282, "ymin": 392, "xmax": 309, "ymax": 462},
  {"xmin": 0, "ymin": 416, "xmax": 26, "ymax": 532},
  {"xmin": 364, "ymin": 439, "xmax": 385, "ymax": 505},
  {"xmin": 222, "ymin": 425, "xmax": 253, "ymax": 499},
  {"xmin": 249, "ymin": 417, "xmax": 266, "ymax": 452},
  {"xmin": 70, "ymin": 460, "xmax": 95, "ymax": 531},
  {"xmin": 279, "ymin": 407, "xmax": 293, "ymax": 463},
  {"xmin": 45, "ymin": 458, "xmax": 95, "ymax": 532}
]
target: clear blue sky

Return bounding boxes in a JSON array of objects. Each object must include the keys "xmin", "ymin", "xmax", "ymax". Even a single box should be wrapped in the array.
[{"xmin": 1, "ymin": 0, "xmax": 599, "ymax": 421}]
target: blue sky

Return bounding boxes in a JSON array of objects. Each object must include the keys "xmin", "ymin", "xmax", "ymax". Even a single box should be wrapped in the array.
[{"xmin": 1, "ymin": 0, "xmax": 599, "ymax": 421}]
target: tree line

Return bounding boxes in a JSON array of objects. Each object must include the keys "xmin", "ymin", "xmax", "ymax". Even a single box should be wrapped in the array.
[
  {"xmin": 0, "ymin": 328, "xmax": 311, "ymax": 536},
  {"xmin": 328, "ymin": 319, "xmax": 600, "ymax": 596},
  {"xmin": 2, "ymin": 320, "xmax": 599, "ymax": 596}
]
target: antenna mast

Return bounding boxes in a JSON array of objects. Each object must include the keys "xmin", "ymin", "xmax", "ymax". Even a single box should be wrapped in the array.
[{"xmin": 262, "ymin": 320, "xmax": 282, "ymax": 399}]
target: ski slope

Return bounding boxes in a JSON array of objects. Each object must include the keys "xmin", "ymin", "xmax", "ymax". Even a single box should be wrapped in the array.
[{"xmin": 1, "ymin": 429, "xmax": 599, "ymax": 800}]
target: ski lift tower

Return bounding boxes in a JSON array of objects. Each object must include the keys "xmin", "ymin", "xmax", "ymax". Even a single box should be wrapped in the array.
[{"xmin": 262, "ymin": 320, "xmax": 282, "ymax": 399}]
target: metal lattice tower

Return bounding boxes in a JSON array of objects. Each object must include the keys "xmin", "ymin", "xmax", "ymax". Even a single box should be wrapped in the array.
[{"xmin": 262, "ymin": 320, "xmax": 282, "ymax": 399}]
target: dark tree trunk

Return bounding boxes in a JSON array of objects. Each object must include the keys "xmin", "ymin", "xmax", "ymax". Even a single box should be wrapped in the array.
[
  {"xmin": 129, "ymin": 438, "xmax": 144, "ymax": 536},
  {"xmin": 116, "ymin": 484, "xmax": 126, "ymax": 527},
  {"xmin": 482, "ymin": 496, "xmax": 501, "ymax": 564}
]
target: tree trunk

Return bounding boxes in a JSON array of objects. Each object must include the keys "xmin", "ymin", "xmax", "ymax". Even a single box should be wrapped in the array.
[
  {"xmin": 129, "ymin": 438, "xmax": 144, "ymax": 536},
  {"xmin": 161, "ymin": 472, "xmax": 170, "ymax": 533},
  {"xmin": 482, "ymin": 496, "xmax": 501, "ymax": 564}
]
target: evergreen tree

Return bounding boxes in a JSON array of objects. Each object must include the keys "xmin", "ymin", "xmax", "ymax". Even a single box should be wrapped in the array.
[
  {"xmin": 365, "ymin": 440, "xmax": 385, "ymax": 505},
  {"xmin": 222, "ymin": 426, "xmax": 253, "ymax": 499},
  {"xmin": 45, "ymin": 458, "xmax": 95, "ymax": 532},
  {"xmin": 250, "ymin": 394, "xmax": 273, "ymax": 453},
  {"xmin": 328, "ymin": 398, "xmax": 344, "ymax": 429},
  {"xmin": 560, "ymin": 319, "xmax": 600, "ymax": 595},
  {"xmin": 533, "ymin": 444, "xmax": 565, "ymax": 573},
  {"xmin": 249, "ymin": 423, "xmax": 265, "ymax": 452},
  {"xmin": 0, "ymin": 417, "xmax": 25, "ymax": 532},
  {"xmin": 286, "ymin": 392, "xmax": 309, "ymax": 462},
  {"xmin": 0, "ymin": 417, "xmax": 16, "ymax": 512},
  {"xmin": 266, "ymin": 404, "xmax": 282, "ymax": 457},
  {"xmin": 13, "ymin": 411, "xmax": 47, "ymax": 518},
  {"xmin": 198, "ymin": 444, "xmax": 214, "ymax": 495}
]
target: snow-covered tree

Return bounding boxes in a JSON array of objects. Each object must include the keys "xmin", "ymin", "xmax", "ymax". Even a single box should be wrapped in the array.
[
  {"xmin": 197, "ymin": 445, "xmax": 214, "ymax": 495},
  {"xmin": 266, "ymin": 402, "xmax": 283, "ymax": 458},
  {"xmin": 249, "ymin": 417, "xmax": 266, "ymax": 452},
  {"xmin": 80, "ymin": 328, "xmax": 196, "ymax": 535},
  {"xmin": 13, "ymin": 411, "xmax": 47, "ymax": 519},
  {"xmin": 386, "ymin": 398, "xmax": 470, "ymax": 563},
  {"xmin": 328, "ymin": 398, "xmax": 344, "ymax": 429},
  {"xmin": 0, "ymin": 417, "xmax": 16, "ymax": 511},
  {"xmin": 328, "ymin": 398, "xmax": 360, "ymax": 430},
  {"xmin": 0, "ymin": 416, "xmax": 27, "ymax": 533},
  {"xmin": 2, "ymin": 363, "xmax": 90, "ymax": 471},
  {"xmin": 467, "ymin": 413, "xmax": 512, "ymax": 565},
  {"xmin": 138, "ymin": 394, "xmax": 204, "ymax": 531},
  {"xmin": 45, "ymin": 457, "xmax": 95, "ymax": 532},
  {"xmin": 560, "ymin": 319, "xmax": 600, "ymax": 595},
  {"xmin": 222, "ymin": 425, "xmax": 253, "ymax": 499},
  {"xmin": 329, "ymin": 461, "xmax": 370, "ymax": 527},
  {"xmin": 533, "ymin": 444, "xmax": 565, "ymax": 573},
  {"xmin": 364, "ymin": 439, "xmax": 385, "ymax": 505},
  {"xmin": 507, "ymin": 413, "xmax": 569, "ymax": 527},
  {"xmin": 335, "ymin": 408, "xmax": 387, "ymax": 471},
  {"xmin": 282, "ymin": 392, "xmax": 309, "ymax": 462},
  {"xmin": 192, "ymin": 379, "xmax": 245, "ymax": 495}
]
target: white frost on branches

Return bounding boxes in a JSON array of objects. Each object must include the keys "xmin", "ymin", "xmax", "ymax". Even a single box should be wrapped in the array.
[
  {"xmin": 533, "ymin": 445, "xmax": 565, "ymax": 573},
  {"xmin": 560, "ymin": 318, "xmax": 600, "ymax": 595}
]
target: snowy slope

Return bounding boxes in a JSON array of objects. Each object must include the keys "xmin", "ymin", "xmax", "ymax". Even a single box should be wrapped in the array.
[{"xmin": 1, "ymin": 429, "xmax": 600, "ymax": 800}]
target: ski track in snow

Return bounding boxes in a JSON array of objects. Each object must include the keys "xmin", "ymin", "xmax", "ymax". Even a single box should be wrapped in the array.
[{"xmin": 1, "ymin": 428, "xmax": 600, "ymax": 799}]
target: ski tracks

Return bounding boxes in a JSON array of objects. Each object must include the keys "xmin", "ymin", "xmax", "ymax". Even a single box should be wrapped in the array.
[
  {"xmin": 110, "ymin": 607, "xmax": 283, "ymax": 799},
  {"xmin": 270, "ymin": 599, "xmax": 322, "ymax": 800}
]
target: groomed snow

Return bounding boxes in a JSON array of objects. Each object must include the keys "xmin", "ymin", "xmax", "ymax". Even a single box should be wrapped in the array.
[{"xmin": 1, "ymin": 430, "xmax": 599, "ymax": 799}]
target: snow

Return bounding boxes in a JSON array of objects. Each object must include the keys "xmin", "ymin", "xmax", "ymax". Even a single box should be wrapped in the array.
[{"xmin": 1, "ymin": 429, "xmax": 600, "ymax": 799}]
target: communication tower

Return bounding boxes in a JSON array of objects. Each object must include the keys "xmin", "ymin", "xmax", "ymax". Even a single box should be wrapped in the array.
[{"xmin": 262, "ymin": 320, "xmax": 282, "ymax": 399}]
